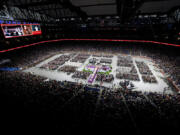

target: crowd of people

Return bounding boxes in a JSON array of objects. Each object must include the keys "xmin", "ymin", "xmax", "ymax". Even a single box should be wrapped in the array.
[
  {"xmin": 72, "ymin": 71, "xmax": 91, "ymax": 80},
  {"xmin": 40, "ymin": 54, "xmax": 73, "ymax": 70},
  {"xmin": 100, "ymin": 58, "xmax": 112, "ymax": 64},
  {"xmin": 142, "ymin": 75, "xmax": 157, "ymax": 83},
  {"xmin": 136, "ymin": 61, "xmax": 153, "ymax": 75},
  {"xmin": 101, "ymin": 54, "xmax": 113, "ymax": 58},
  {"xmin": 0, "ymin": 69, "xmax": 179, "ymax": 134},
  {"xmin": 58, "ymin": 65, "xmax": 77, "ymax": 74},
  {"xmin": 71, "ymin": 54, "xmax": 90, "ymax": 63},
  {"xmin": 96, "ymin": 74, "xmax": 114, "ymax": 83},
  {"xmin": 0, "ymin": 41, "xmax": 180, "ymax": 134},
  {"xmin": 116, "ymin": 56, "xmax": 140, "ymax": 81},
  {"xmin": 136, "ymin": 61, "xmax": 157, "ymax": 83},
  {"xmin": 117, "ymin": 56, "xmax": 133, "ymax": 67},
  {"xmin": 155, "ymin": 56, "xmax": 180, "ymax": 89},
  {"xmin": 116, "ymin": 73, "xmax": 140, "ymax": 81},
  {"xmin": 89, "ymin": 58, "xmax": 98, "ymax": 64},
  {"xmin": 1, "ymin": 41, "xmax": 178, "ymax": 89}
]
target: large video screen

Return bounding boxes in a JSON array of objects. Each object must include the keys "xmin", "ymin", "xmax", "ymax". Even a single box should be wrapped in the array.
[{"xmin": 1, "ymin": 24, "xmax": 42, "ymax": 38}]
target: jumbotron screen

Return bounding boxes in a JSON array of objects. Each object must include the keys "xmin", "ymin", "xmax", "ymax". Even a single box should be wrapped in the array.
[{"xmin": 1, "ymin": 24, "xmax": 42, "ymax": 38}]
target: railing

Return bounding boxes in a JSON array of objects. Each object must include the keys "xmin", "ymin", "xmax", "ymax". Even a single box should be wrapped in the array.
[{"xmin": 0, "ymin": 38, "xmax": 180, "ymax": 53}]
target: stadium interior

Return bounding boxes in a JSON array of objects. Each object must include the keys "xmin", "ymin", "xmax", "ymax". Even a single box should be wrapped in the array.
[{"xmin": 0, "ymin": 0, "xmax": 180, "ymax": 134}]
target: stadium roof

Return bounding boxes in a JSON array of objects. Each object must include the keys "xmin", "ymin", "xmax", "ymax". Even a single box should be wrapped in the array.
[
  {"xmin": 5, "ymin": 0, "xmax": 117, "ymax": 18},
  {"xmin": 139, "ymin": 0, "xmax": 180, "ymax": 14},
  {"xmin": 0, "ymin": 0, "xmax": 179, "ymax": 22},
  {"xmin": 70, "ymin": 0, "xmax": 117, "ymax": 16}
]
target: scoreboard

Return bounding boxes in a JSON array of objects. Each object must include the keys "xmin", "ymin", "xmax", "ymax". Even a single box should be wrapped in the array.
[{"xmin": 1, "ymin": 24, "xmax": 42, "ymax": 38}]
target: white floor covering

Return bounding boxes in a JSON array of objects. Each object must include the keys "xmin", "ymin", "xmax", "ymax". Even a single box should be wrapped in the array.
[{"xmin": 24, "ymin": 52, "xmax": 173, "ymax": 94}]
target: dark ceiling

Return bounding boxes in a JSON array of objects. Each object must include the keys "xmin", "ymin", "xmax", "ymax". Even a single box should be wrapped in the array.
[{"xmin": 0, "ymin": 0, "xmax": 180, "ymax": 22}]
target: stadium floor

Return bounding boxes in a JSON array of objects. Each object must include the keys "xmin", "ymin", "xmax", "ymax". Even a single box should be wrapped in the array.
[{"xmin": 24, "ymin": 51, "xmax": 174, "ymax": 94}]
